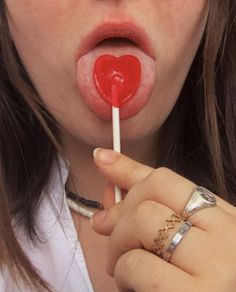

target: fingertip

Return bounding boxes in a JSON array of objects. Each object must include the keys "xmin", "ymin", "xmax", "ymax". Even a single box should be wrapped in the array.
[
  {"xmin": 93, "ymin": 148, "xmax": 119, "ymax": 165},
  {"xmin": 90, "ymin": 208, "xmax": 113, "ymax": 236},
  {"xmin": 90, "ymin": 209, "xmax": 108, "ymax": 226},
  {"xmin": 90, "ymin": 201, "xmax": 124, "ymax": 236}
]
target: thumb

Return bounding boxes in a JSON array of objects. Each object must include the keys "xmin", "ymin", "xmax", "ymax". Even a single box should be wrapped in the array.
[
  {"xmin": 93, "ymin": 148, "xmax": 153, "ymax": 191},
  {"xmin": 102, "ymin": 183, "xmax": 116, "ymax": 209},
  {"xmin": 90, "ymin": 196, "xmax": 125, "ymax": 236},
  {"xmin": 102, "ymin": 183, "xmax": 127, "ymax": 209}
]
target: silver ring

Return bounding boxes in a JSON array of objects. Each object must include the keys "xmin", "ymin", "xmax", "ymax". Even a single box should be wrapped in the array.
[
  {"xmin": 163, "ymin": 221, "xmax": 192, "ymax": 262},
  {"xmin": 182, "ymin": 186, "xmax": 217, "ymax": 220}
]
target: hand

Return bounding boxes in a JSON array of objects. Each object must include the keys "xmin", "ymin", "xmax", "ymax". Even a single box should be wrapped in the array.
[{"xmin": 91, "ymin": 148, "xmax": 236, "ymax": 292}]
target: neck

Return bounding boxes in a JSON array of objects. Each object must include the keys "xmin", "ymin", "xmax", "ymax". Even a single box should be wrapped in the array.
[{"xmin": 62, "ymin": 133, "xmax": 160, "ymax": 202}]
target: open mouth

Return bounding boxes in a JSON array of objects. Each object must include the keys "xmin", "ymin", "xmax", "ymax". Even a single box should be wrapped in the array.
[
  {"xmin": 75, "ymin": 22, "xmax": 156, "ymax": 121},
  {"xmin": 96, "ymin": 37, "xmax": 137, "ymax": 47},
  {"xmin": 77, "ymin": 21, "xmax": 155, "ymax": 60}
]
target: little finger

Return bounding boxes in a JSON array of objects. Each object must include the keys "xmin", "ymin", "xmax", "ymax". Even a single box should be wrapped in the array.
[{"xmin": 114, "ymin": 249, "xmax": 195, "ymax": 292}]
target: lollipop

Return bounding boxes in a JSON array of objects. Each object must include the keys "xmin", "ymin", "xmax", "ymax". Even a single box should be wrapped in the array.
[{"xmin": 93, "ymin": 55, "xmax": 141, "ymax": 202}]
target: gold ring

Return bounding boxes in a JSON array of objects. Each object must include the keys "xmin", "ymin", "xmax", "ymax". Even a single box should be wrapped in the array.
[{"xmin": 150, "ymin": 213, "xmax": 182, "ymax": 257}]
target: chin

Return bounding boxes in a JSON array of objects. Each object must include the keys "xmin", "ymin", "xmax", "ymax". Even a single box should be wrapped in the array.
[{"xmin": 64, "ymin": 111, "xmax": 159, "ymax": 149}]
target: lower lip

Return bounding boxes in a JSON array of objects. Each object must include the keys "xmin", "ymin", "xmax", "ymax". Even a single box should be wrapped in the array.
[{"xmin": 76, "ymin": 44, "xmax": 156, "ymax": 121}]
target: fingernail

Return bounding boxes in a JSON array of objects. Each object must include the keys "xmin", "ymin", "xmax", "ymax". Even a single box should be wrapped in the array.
[
  {"xmin": 90, "ymin": 209, "xmax": 107, "ymax": 226},
  {"xmin": 93, "ymin": 148, "xmax": 119, "ymax": 165}
]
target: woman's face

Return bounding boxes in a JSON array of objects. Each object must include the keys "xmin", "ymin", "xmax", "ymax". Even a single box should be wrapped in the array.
[{"xmin": 6, "ymin": 1, "xmax": 208, "ymax": 148}]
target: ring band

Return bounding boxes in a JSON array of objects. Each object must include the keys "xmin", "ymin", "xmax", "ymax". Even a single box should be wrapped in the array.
[
  {"xmin": 182, "ymin": 186, "xmax": 217, "ymax": 220},
  {"xmin": 163, "ymin": 221, "xmax": 192, "ymax": 262},
  {"xmin": 150, "ymin": 213, "xmax": 182, "ymax": 257}
]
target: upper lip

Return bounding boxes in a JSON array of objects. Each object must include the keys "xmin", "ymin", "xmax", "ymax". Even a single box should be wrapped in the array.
[{"xmin": 76, "ymin": 21, "xmax": 155, "ymax": 60}]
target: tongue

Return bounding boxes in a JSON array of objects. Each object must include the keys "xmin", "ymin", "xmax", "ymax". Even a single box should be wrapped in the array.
[{"xmin": 76, "ymin": 44, "xmax": 156, "ymax": 120}]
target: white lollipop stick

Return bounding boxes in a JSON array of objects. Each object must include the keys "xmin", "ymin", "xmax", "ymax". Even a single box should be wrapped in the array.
[{"xmin": 112, "ymin": 83, "xmax": 122, "ymax": 203}]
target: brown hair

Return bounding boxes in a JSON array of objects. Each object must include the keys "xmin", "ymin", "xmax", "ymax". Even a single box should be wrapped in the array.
[
  {"xmin": 160, "ymin": 0, "xmax": 236, "ymax": 204},
  {"xmin": 0, "ymin": 0, "xmax": 235, "ymax": 290}
]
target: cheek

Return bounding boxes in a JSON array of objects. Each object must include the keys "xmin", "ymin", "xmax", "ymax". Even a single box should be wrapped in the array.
[
  {"xmin": 154, "ymin": 0, "xmax": 208, "ymax": 78},
  {"xmin": 158, "ymin": 0, "xmax": 208, "ymax": 24},
  {"xmin": 158, "ymin": 0, "xmax": 208, "ymax": 38},
  {"xmin": 5, "ymin": 0, "xmax": 86, "ymax": 79},
  {"xmin": 5, "ymin": 0, "xmax": 78, "ymax": 40}
]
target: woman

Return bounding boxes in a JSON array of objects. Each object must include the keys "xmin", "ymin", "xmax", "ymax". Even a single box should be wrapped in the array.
[{"xmin": 0, "ymin": 0, "xmax": 236, "ymax": 291}]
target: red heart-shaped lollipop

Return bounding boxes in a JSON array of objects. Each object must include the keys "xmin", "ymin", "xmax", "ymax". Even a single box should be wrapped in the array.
[{"xmin": 93, "ymin": 55, "xmax": 141, "ymax": 108}]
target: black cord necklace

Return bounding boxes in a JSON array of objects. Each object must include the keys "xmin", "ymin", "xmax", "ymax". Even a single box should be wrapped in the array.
[
  {"xmin": 67, "ymin": 191, "xmax": 104, "ymax": 209},
  {"xmin": 66, "ymin": 191, "xmax": 104, "ymax": 218}
]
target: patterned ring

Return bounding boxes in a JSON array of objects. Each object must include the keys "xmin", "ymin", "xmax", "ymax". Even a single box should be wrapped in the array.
[{"xmin": 150, "ymin": 213, "xmax": 182, "ymax": 258}]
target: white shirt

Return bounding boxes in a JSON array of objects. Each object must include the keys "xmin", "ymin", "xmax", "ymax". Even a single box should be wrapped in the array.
[{"xmin": 0, "ymin": 157, "xmax": 94, "ymax": 292}]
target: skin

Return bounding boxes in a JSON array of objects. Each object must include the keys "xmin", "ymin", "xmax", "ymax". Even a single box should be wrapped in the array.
[
  {"xmin": 5, "ymin": 0, "xmax": 208, "ymax": 147},
  {"xmin": 6, "ymin": 1, "xmax": 235, "ymax": 291},
  {"xmin": 92, "ymin": 148, "xmax": 236, "ymax": 291},
  {"xmin": 5, "ymin": 1, "xmax": 209, "ymax": 202}
]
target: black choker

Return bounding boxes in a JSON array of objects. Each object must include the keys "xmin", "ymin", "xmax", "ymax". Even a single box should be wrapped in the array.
[{"xmin": 66, "ymin": 191, "xmax": 104, "ymax": 210}]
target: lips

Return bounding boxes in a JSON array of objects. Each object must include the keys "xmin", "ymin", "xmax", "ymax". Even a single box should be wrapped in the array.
[
  {"xmin": 75, "ymin": 21, "xmax": 156, "ymax": 120},
  {"xmin": 76, "ymin": 21, "xmax": 155, "ymax": 61}
]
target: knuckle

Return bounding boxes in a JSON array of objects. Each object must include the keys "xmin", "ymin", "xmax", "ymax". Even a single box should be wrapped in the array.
[
  {"xmin": 145, "ymin": 282, "xmax": 160, "ymax": 291},
  {"xmin": 115, "ymin": 250, "xmax": 162, "ymax": 292},
  {"xmin": 156, "ymin": 166, "xmax": 172, "ymax": 176},
  {"xmin": 147, "ymin": 167, "xmax": 172, "ymax": 185},
  {"xmin": 130, "ymin": 164, "xmax": 152, "ymax": 184},
  {"xmin": 115, "ymin": 249, "xmax": 142, "ymax": 276},
  {"xmin": 155, "ymin": 167, "xmax": 172, "ymax": 180},
  {"xmin": 140, "ymin": 274, "xmax": 161, "ymax": 291},
  {"xmin": 135, "ymin": 200, "xmax": 158, "ymax": 223},
  {"xmin": 128, "ymin": 181, "xmax": 142, "ymax": 197}
]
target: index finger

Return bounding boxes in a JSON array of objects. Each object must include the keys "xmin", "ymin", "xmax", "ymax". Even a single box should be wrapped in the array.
[
  {"xmin": 93, "ymin": 148, "xmax": 236, "ymax": 217},
  {"xmin": 94, "ymin": 148, "xmax": 153, "ymax": 190}
]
